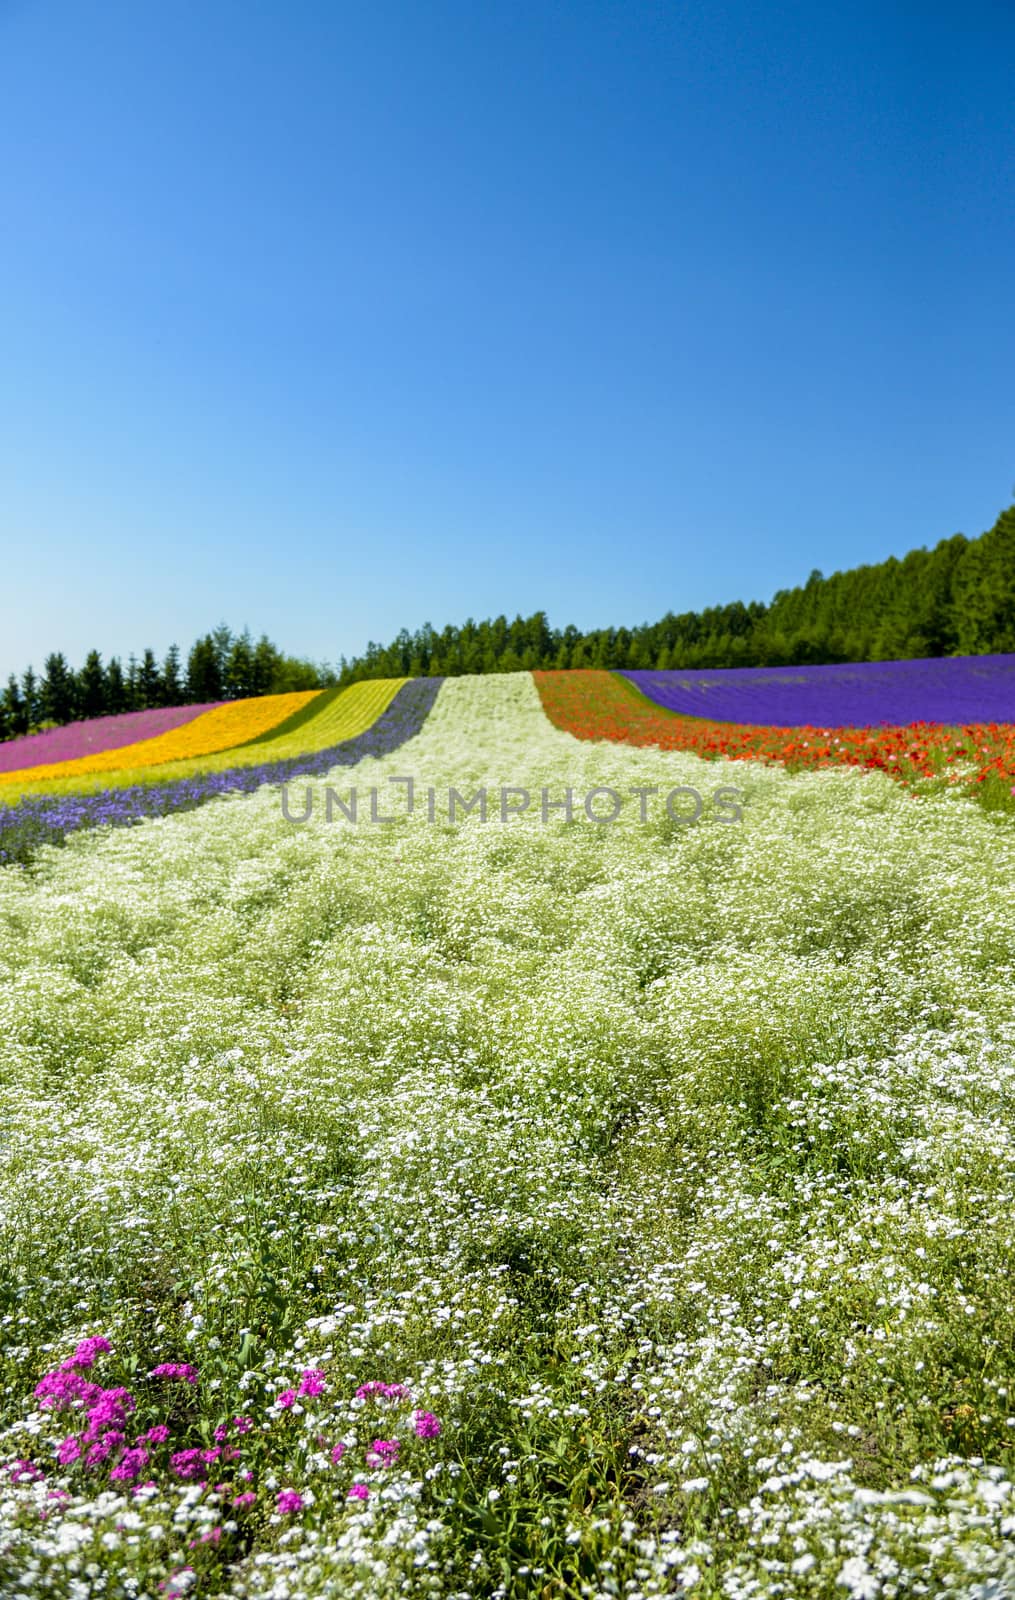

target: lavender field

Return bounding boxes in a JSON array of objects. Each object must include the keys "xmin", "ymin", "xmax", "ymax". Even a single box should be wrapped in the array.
[{"xmin": 622, "ymin": 654, "xmax": 1015, "ymax": 727}]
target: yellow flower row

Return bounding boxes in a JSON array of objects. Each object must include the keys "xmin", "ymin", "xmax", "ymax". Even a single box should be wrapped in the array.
[{"xmin": 0, "ymin": 691, "xmax": 323, "ymax": 787}]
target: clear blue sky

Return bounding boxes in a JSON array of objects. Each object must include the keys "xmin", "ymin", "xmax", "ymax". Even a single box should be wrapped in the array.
[{"xmin": 2, "ymin": 0, "xmax": 1013, "ymax": 679}]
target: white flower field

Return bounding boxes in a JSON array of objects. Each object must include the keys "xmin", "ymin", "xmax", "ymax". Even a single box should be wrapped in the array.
[{"xmin": 1, "ymin": 674, "xmax": 1013, "ymax": 1598}]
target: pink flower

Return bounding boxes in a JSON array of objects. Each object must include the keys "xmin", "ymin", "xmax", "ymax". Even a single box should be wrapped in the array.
[
  {"xmin": 330, "ymin": 1442, "xmax": 346, "ymax": 1465},
  {"xmin": 232, "ymin": 1416, "xmax": 253, "ymax": 1434},
  {"xmin": 5, "ymin": 1458, "xmax": 44, "ymax": 1483},
  {"xmin": 170, "ymin": 1448, "xmax": 206, "ymax": 1482},
  {"xmin": 347, "ymin": 1483, "xmax": 370, "ymax": 1501},
  {"xmin": 298, "ymin": 1368, "xmax": 326, "ymax": 1397},
  {"xmin": 233, "ymin": 1491, "xmax": 257, "ymax": 1508},
  {"xmin": 354, "ymin": 1380, "xmax": 410, "ymax": 1402},
  {"xmin": 86, "ymin": 1434, "xmax": 123, "ymax": 1467},
  {"xmin": 413, "ymin": 1411, "xmax": 441, "ymax": 1439},
  {"xmin": 84, "ymin": 1390, "xmax": 135, "ymax": 1439},
  {"xmin": 34, "ymin": 1370, "xmax": 102, "ymax": 1411},
  {"xmin": 110, "ymin": 1447, "xmax": 150, "ymax": 1483},
  {"xmin": 276, "ymin": 1489, "xmax": 304, "ymax": 1515},
  {"xmin": 150, "ymin": 1363, "xmax": 198, "ymax": 1385},
  {"xmin": 365, "ymin": 1438, "xmax": 400, "ymax": 1468},
  {"xmin": 143, "ymin": 1424, "xmax": 170, "ymax": 1445},
  {"xmin": 64, "ymin": 1337, "xmax": 111, "ymax": 1371},
  {"xmin": 188, "ymin": 1526, "xmax": 222, "ymax": 1548},
  {"xmin": 57, "ymin": 1436, "xmax": 82, "ymax": 1466},
  {"xmin": 275, "ymin": 1389, "xmax": 296, "ymax": 1410}
]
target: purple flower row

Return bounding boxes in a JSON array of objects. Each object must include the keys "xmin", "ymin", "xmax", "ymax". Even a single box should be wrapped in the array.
[
  {"xmin": 0, "ymin": 678, "xmax": 442, "ymax": 867},
  {"xmin": 621, "ymin": 654, "xmax": 1015, "ymax": 728}
]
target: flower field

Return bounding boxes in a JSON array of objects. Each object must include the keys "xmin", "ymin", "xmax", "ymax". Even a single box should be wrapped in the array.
[
  {"xmin": 0, "ymin": 679, "xmax": 409, "ymax": 802},
  {"xmin": 0, "ymin": 680, "xmax": 440, "ymax": 868},
  {"xmin": 0, "ymin": 693, "xmax": 323, "ymax": 789},
  {"xmin": 621, "ymin": 655, "xmax": 1015, "ymax": 728},
  {"xmin": 0, "ymin": 705, "xmax": 225, "ymax": 775},
  {"xmin": 1, "ymin": 673, "xmax": 1014, "ymax": 1597},
  {"xmin": 535, "ymin": 670, "xmax": 1015, "ymax": 807}
]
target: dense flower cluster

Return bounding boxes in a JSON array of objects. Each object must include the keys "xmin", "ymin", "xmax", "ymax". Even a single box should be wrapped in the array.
[
  {"xmin": 0, "ymin": 674, "xmax": 1013, "ymax": 1596},
  {"xmin": 535, "ymin": 668, "xmax": 1015, "ymax": 800},
  {"xmin": 1, "ymin": 679, "xmax": 407, "ymax": 800}
]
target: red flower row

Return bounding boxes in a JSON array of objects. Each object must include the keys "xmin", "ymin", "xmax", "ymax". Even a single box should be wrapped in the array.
[{"xmin": 532, "ymin": 671, "xmax": 1015, "ymax": 798}]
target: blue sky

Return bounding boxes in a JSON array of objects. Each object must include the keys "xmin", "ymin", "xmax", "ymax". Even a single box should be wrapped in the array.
[{"xmin": 2, "ymin": 0, "xmax": 1013, "ymax": 679}]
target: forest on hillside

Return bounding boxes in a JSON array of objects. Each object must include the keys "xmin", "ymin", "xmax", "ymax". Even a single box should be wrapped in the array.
[
  {"xmin": 338, "ymin": 502, "xmax": 1015, "ymax": 680},
  {"xmin": 3, "ymin": 503, "xmax": 1013, "ymax": 740}
]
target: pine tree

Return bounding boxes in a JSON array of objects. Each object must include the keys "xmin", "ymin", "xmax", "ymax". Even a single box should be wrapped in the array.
[
  {"xmin": 2, "ymin": 676, "xmax": 26, "ymax": 738},
  {"xmin": 211, "ymin": 623, "xmax": 234, "ymax": 686},
  {"xmin": 78, "ymin": 651, "xmax": 107, "ymax": 721},
  {"xmin": 138, "ymin": 649, "xmax": 161, "ymax": 709},
  {"xmin": 40, "ymin": 652, "xmax": 77, "ymax": 725},
  {"xmin": 252, "ymin": 635, "xmax": 280, "ymax": 696},
  {"xmin": 224, "ymin": 630, "xmax": 255, "ymax": 699},
  {"xmin": 21, "ymin": 666, "xmax": 41, "ymax": 731},
  {"xmin": 161, "ymin": 645, "xmax": 184, "ymax": 706},
  {"xmin": 187, "ymin": 637, "xmax": 222, "ymax": 702},
  {"xmin": 105, "ymin": 658, "xmax": 127, "ymax": 715},
  {"xmin": 125, "ymin": 655, "xmax": 141, "ymax": 712}
]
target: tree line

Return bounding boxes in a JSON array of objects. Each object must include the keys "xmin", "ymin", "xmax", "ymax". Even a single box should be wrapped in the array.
[
  {"xmin": 3, "ymin": 502, "xmax": 1013, "ymax": 740},
  {"xmin": 336, "ymin": 502, "xmax": 1015, "ymax": 681},
  {"xmin": 0, "ymin": 626, "xmax": 334, "ymax": 741}
]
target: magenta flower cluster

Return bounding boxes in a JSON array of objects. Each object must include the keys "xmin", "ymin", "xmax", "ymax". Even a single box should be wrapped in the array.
[
  {"xmin": 150, "ymin": 1363, "xmax": 199, "ymax": 1384},
  {"xmin": 8, "ymin": 1343, "xmax": 444, "ymax": 1529},
  {"xmin": 26, "ymin": 1339, "xmax": 224, "ymax": 1490},
  {"xmin": 365, "ymin": 1438, "xmax": 401, "ymax": 1468},
  {"xmin": 33, "ymin": 1343, "xmax": 156, "ymax": 1483},
  {"xmin": 414, "ymin": 1410, "xmax": 442, "ymax": 1439},
  {"xmin": 354, "ymin": 1380, "xmax": 410, "ymax": 1401}
]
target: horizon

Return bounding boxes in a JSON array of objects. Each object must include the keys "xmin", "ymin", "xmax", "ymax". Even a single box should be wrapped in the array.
[{"xmin": 3, "ymin": 0, "xmax": 1013, "ymax": 680}]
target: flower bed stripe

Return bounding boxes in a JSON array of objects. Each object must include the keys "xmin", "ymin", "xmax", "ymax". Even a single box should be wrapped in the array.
[
  {"xmin": 621, "ymin": 655, "xmax": 1015, "ymax": 728},
  {"xmin": 0, "ymin": 691, "xmax": 322, "ymax": 787},
  {"xmin": 0, "ymin": 703, "xmax": 225, "ymax": 774},
  {"xmin": 533, "ymin": 668, "xmax": 1015, "ymax": 801},
  {"xmin": 0, "ymin": 678, "xmax": 442, "ymax": 865},
  {"xmin": 0, "ymin": 680, "xmax": 407, "ymax": 801}
]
